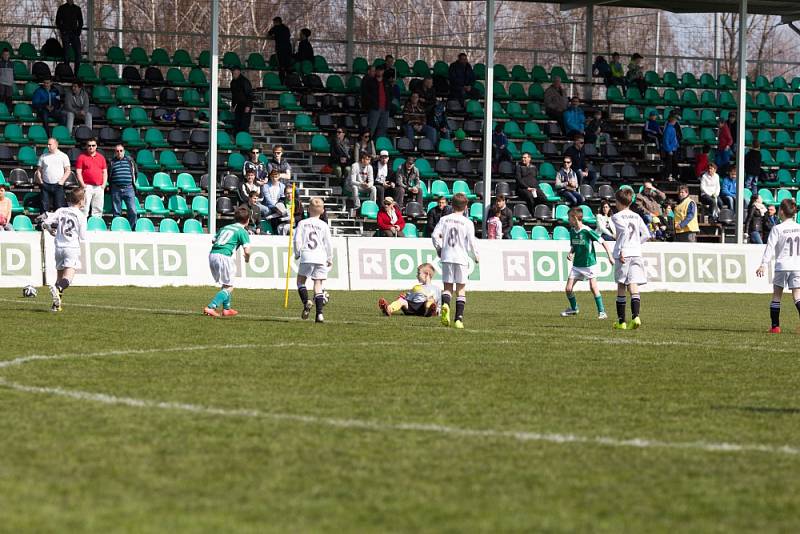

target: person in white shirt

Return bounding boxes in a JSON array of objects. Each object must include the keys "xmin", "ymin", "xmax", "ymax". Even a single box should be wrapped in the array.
[
  {"xmin": 372, "ymin": 149, "xmax": 394, "ymax": 205},
  {"xmin": 294, "ymin": 197, "xmax": 333, "ymax": 323},
  {"xmin": 610, "ymin": 187, "xmax": 651, "ymax": 330},
  {"xmin": 595, "ymin": 200, "xmax": 616, "ymax": 241},
  {"xmin": 35, "ymin": 138, "xmax": 72, "ymax": 212},
  {"xmin": 348, "ymin": 151, "xmax": 377, "ymax": 214},
  {"xmin": 432, "ymin": 192, "xmax": 479, "ymax": 329},
  {"xmin": 42, "ymin": 187, "xmax": 87, "ymax": 312},
  {"xmin": 699, "ymin": 162, "xmax": 722, "ymax": 221},
  {"xmin": 756, "ymin": 198, "xmax": 800, "ymax": 334}
]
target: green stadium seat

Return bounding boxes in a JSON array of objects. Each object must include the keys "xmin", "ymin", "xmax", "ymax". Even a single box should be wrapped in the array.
[
  {"xmin": 699, "ymin": 127, "xmax": 716, "ymax": 145},
  {"xmin": 0, "ymin": 103, "xmax": 12, "ymax": 122},
  {"xmin": 756, "ymin": 93, "xmax": 774, "ymax": 110},
  {"xmin": 143, "ymin": 128, "xmax": 168, "ymax": 148},
  {"xmin": 623, "ymin": 106, "xmax": 643, "ymax": 123},
  {"xmin": 278, "ymin": 93, "xmax": 302, "ymax": 111},
  {"xmin": 98, "ymin": 65, "xmax": 121, "ymax": 84},
  {"xmin": 626, "ymin": 87, "xmax": 646, "ymax": 105},
  {"xmin": 198, "ymin": 50, "xmax": 211, "ymax": 68},
  {"xmin": 181, "ymin": 88, "xmax": 202, "ymax": 107},
  {"xmin": 310, "ymin": 134, "xmax": 330, "ymax": 153},
  {"xmin": 128, "ymin": 47, "xmax": 149, "ymax": 66},
  {"xmin": 87, "ymin": 216, "xmax": 107, "ymax": 231},
  {"xmin": 135, "ymin": 217, "xmax": 156, "ymax": 232},
  {"xmin": 222, "ymin": 51, "xmax": 242, "ymax": 68},
  {"xmin": 718, "ymin": 74, "xmax": 735, "ymax": 90},
  {"xmin": 469, "ymin": 202, "xmax": 484, "ymax": 222},
  {"xmin": 698, "ymin": 109, "xmax": 717, "ymax": 127},
  {"xmin": 644, "ymin": 71, "xmax": 660, "ymax": 87},
  {"xmin": 644, "ymin": 88, "xmax": 663, "ymax": 105},
  {"xmin": 531, "ymin": 65, "xmax": 548, "ymax": 83},
  {"xmin": 119, "ymin": 128, "xmax": 144, "ymax": 149},
  {"xmin": 176, "ymin": 173, "xmax": 201, "ymax": 193},
  {"xmin": 107, "ymin": 46, "xmax": 126, "ymax": 64},
  {"xmin": 325, "ymin": 75, "xmax": 346, "ymax": 92},
  {"xmin": 12, "ymin": 214, "xmax": 34, "ymax": 231},
  {"xmin": 159, "ymin": 150, "xmax": 183, "ymax": 171},
  {"xmin": 777, "ymin": 149, "xmax": 794, "ymax": 169},
  {"xmin": 294, "ymin": 114, "xmax": 319, "ymax": 132},
  {"xmin": 346, "ymin": 75, "xmax": 362, "ymax": 93},
  {"xmin": 527, "ymin": 83, "xmax": 544, "ymax": 101},
  {"xmin": 172, "ymin": 49, "xmax": 193, "ymax": 67},
  {"xmin": 152, "ymin": 171, "xmax": 178, "ymax": 193},
  {"xmin": 135, "ymin": 150, "xmax": 159, "ymax": 171},
  {"xmin": 25, "ymin": 124, "xmax": 47, "ymax": 145},
  {"xmin": 164, "ymin": 67, "xmax": 188, "ymax": 87},
  {"xmin": 523, "ymin": 122, "xmax": 547, "ymax": 141},
  {"xmin": 233, "ymin": 131, "xmax": 253, "ymax": 151},
  {"xmin": 662, "ymin": 71, "xmax": 679, "ymax": 88},
  {"xmin": 503, "ymin": 121, "xmax": 524, "ymax": 139},
  {"xmin": 144, "ymin": 195, "xmax": 170, "ymax": 216},
  {"xmin": 680, "ymin": 72, "xmax": 699, "ymax": 88},
  {"xmin": 415, "ymin": 158, "xmax": 438, "ymax": 179},
  {"xmin": 352, "ymin": 57, "xmax": 369, "ymax": 74},
  {"xmin": 531, "ymin": 226, "xmax": 550, "ymax": 240},
  {"xmin": 130, "ymin": 107, "xmax": 153, "ymax": 126},
  {"xmin": 506, "ymin": 141, "xmax": 520, "ymax": 160},
  {"xmin": 135, "ymin": 172, "xmax": 154, "ymax": 193},
  {"xmin": 359, "ymin": 200, "xmax": 379, "ymax": 219},
  {"xmin": 90, "ymin": 84, "xmax": 114, "ymax": 105},
  {"xmin": 191, "ymin": 195, "xmax": 209, "ymax": 216},
  {"xmin": 313, "ymin": 55, "xmax": 332, "ymax": 73},
  {"xmin": 18, "ymin": 42, "xmax": 38, "ymax": 60},
  {"xmin": 52, "ymin": 125, "xmax": 74, "ymax": 146},
  {"xmin": 511, "ymin": 65, "xmax": 529, "ymax": 81},
  {"xmin": 526, "ymin": 101, "xmax": 546, "ymax": 119},
  {"xmin": 553, "ymin": 225, "xmax": 570, "ymax": 240},
  {"xmin": 5, "ymin": 192, "xmax": 22, "ymax": 214},
  {"xmin": 111, "ymin": 216, "xmax": 132, "ymax": 231},
  {"xmin": 13, "ymin": 103, "xmax": 35, "ymax": 121},
  {"xmin": 537, "ymin": 183, "xmax": 560, "ymax": 203},
  {"xmin": 77, "ymin": 63, "xmax": 99, "ymax": 83},
  {"xmin": 168, "ymin": 195, "xmax": 191, "ymax": 216},
  {"xmin": 411, "ymin": 59, "xmax": 430, "ymax": 77},
  {"xmin": 452, "ymin": 180, "xmax": 476, "ymax": 200},
  {"xmin": 438, "ymin": 139, "xmax": 463, "ymax": 158},
  {"xmin": 430, "ymin": 180, "xmax": 452, "ymax": 200},
  {"xmin": 510, "ymin": 225, "xmax": 529, "ymax": 240},
  {"xmin": 466, "ymin": 100, "xmax": 484, "ymax": 118},
  {"xmin": 606, "ymin": 86, "xmax": 625, "ymax": 104},
  {"xmin": 376, "ymin": 137, "xmax": 399, "ymax": 156},
  {"xmin": 156, "ymin": 218, "xmax": 179, "ymax": 233},
  {"xmin": 761, "ymin": 150, "xmax": 777, "ymax": 167},
  {"xmin": 228, "ymin": 152, "xmax": 245, "ymax": 171},
  {"xmin": 506, "ymin": 100, "xmax": 527, "ymax": 119},
  {"xmin": 759, "ymin": 188, "xmax": 777, "ymax": 206},
  {"xmin": 757, "ymin": 110, "xmax": 774, "ymax": 127},
  {"xmin": 699, "ymin": 73, "xmax": 717, "ymax": 89},
  {"xmin": 774, "ymin": 93, "xmax": 790, "ymax": 110},
  {"xmin": 106, "ymin": 106, "xmax": 130, "ymax": 127},
  {"xmin": 183, "ymin": 218, "xmax": 204, "ymax": 233},
  {"xmin": 538, "ymin": 163, "xmax": 557, "ymax": 182},
  {"xmin": 755, "ymin": 75, "xmax": 771, "ymax": 91},
  {"xmin": 580, "ymin": 205, "xmax": 597, "ymax": 225},
  {"xmin": 401, "ymin": 223, "xmax": 418, "ymax": 238},
  {"xmin": 215, "ymin": 130, "xmax": 235, "ymax": 150},
  {"xmin": 188, "ymin": 67, "xmax": 209, "ymax": 87},
  {"xmin": 776, "ymin": 130, "xmax": 796, "ymax": 149},
  {"xmin": 17, "ymin": 146, "xmax": 38, "ymax": 166}
]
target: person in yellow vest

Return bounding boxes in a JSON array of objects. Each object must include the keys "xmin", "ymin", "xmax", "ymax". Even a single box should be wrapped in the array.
[{"xmin": 673, "ymin": 184, "xmax": 699, "ymax": 242}]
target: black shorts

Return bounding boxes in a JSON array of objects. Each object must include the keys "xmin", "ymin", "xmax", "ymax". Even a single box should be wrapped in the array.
[{"xmin": 402, "ymin": 300, "xmax": 429, "ymax": 317}]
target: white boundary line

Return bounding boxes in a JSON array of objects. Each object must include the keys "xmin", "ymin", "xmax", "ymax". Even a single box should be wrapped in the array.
[{"xmin": 0, "ymin": 344, "xmax": 799, "ymax": 457}]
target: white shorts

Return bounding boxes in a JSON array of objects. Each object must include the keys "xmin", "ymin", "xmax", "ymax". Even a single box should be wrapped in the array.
[
  {"xmin": 441, "ymin": 262, "xmax": 468, "ymax": 285},
  {"xmin": 569, "ymin": 265, "xmax": 598, "ymax": 281},
  {"xmin": 55, "ymin": 247, "xmax": 81, "ymax": 270},
  {"xmin": 614, "ymin": 257, "xmax": 647, "ymax": 285},
  {"xmin": 773, "ymin": 271, "xmax": 800, "ymax": 289},
  {"xmin": 298, "ymin": 262, "xmax": 328, "ymax": 280},
  {"xmin": 209, "ymin": 253, "xmax": 234, "ymax": 286}
]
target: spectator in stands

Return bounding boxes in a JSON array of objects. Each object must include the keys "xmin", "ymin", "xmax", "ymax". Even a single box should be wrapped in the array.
[
  {"xmin": 34, "ymin": 138, "xmax": 70, "ymax": 212},
  {"xmin": 764, "ymin": 205, "xmax": 779, "ymax": 235},
  {"xmin": 515, "ymin": 152, "xmax": 545, "ymax": 214},
  {"xmin": 75, "ymin": 138, "xmax": 106, "ymax": 217},
  {"xmin": 609, "ymin": 52, "xmax": 626, "ymax": 88},
  {"xmin": 295, "ymin": 28, "xmax": 313, "ymax": 63},
  {"xmin": 230, "ymin": 66, "xmax": 254, "ymax": 134},
  {"xmin": 596, "ymin": 200, "xmax": 615, "ymax": 241},
  {"xmin": 419, "ymin": 77, "xmax": 437, "ymax": 118},
  {"xmin": 403, "ymin": 92, "xmax": 437, "ymax": 146},
  {"xmin": 243, "ymin": 190, "xmax": 262, "ymax": 234},
  {"xmin": 377, "ymin": 197, "xmax": 405, "ymax": 237},
  {"xmin": 699, "ymin": 162, "xmax": 721, "ymax": 221},
  {"xmin": 243, "ymin": 147, "xmax": 267, "ymax": 182},
  {"xmin": 353, "ymin": 130, "xmax": 376, "ymax": 162},
  {"xmin": 643, "ymin": 111, "xmax": 662, "ymax": 149},
  {"xmin": 720, "ymin": 167, "xmax": 737, "ymax": 211},
  {"xmin": 584, "ymin": 110, "xmax": 606, "ymax": 146},
  {"xmin": 395, "ymin": 156, "xmax": 422, "ymax": 206},
  {"xmin": 349, "ymin": 152, "xmax": 376, "ymax": 216},
  {"xmin": 238, "ymin": 169, "xmax": 270, "ymax": 216},
  {"xmin": 555, "ymin": 157, "xmax": 583, "ymax": 207},
  {"xmin": 262, "ymin": 169, "xmax": 290, "ymax": 233},
  {"xmin": 0, "ymin": 47, "xmax": 13, "ymax": 109},
  {"xmin": 383, "ymin": 54, "xmax": 396, "ymax": 81},
  {"xmin": 448, "ymin": 53, "xmax": 477, "ymax": 106},
  {"xmin": 0, "ymin": 184, "xmax": 12, "ymax": 231},
  {"xmin": 56, "ymin": 0, "xmax": 83, "ymax": 74},
  {"xmin": 425, "ymin": 196, "xmax": 452, "ymax": 237},
  {"xmin": 744, "ymin": 194, "xmax": 766, "ymax": 244},
  {"xmin": 63, "ymin": 81, "xmax": 91, "ymax": 133},
  {"xmin": 32, "ymin": 78, "xmax": 63, "ymax": 138},
  {"xmin": 626, "ymin": 53, "xmax": 647, "ymax": 93},
  {"xmin": 492, "ymin": 122, "xmax": 512, "ymax": 168},
  {"xmin": 715, "ymin": 117, "xmax": 733, "ymax": 174},
  {"xmin": 486, "ymin": 206, "xmax": 502, "ymax": 239},
  {"xmin": 490, "ymin": 195, "xmax": 513, "ymax": 239},
  {"xmin": 284, "ymin": 182, "xmax": 308, "ymax": 225},
  {"xmin": 329, "ymin": 128, "xmax": 352, "ymax": 186},
  {"xmin": 563, "ymin": 135, "xmax": 597, "ymax": 187},
  {"xmin": 543, "ymin": 78, "xmax": 568, "ymax": 129},
  {"xmin": 563, "ymin": 97, "xmax": 586, "ymax": 138},
  {"xmin": 592, "ymin": 55, "xmax": 611, "ymax": 86},
  {"xmin": 362, "ymin": 65, "xmax": 391, "ymax": 139},
  {"xmin": 662, "ymin": 114, "xmax": 680, "ymax": 181},
  {"xmin": 727, "ymin": 111, "xmax": 738, "ymax": 153},
  {"xmin": 267, "ymin": 17, "xmax": 293, "ymax": 82},
  {"xmin": 373, "ymin": 150, "xmax": 394, "ymax": 206},
  {"xmin": 745, "ymin": 140, "xmax": 762, "ymax": 195},
  {"xmin": 430, "ymin": 101, "xmax": 451, "ymax": 142},
  {"xmin": 673, "ymin": 184, "xmax": 698, "ymax": 242},
  {"xmin": 638, "ymin": 181, "xmax": 666, "ymax": 218},
  {"xmin": 267, "ymin": 145, "xmax": 291, "ymax": 181},
  {"xmin": 694, "ymin": 144, "xmax": 710, "ymax": 179},
  {"xmin": 108, "ymin": 144, "xmax": 138, "ymax": 228}
]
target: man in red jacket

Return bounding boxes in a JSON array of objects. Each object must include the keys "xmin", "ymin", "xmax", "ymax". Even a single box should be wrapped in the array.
[{"xmin": 376, "ymin": 197, "xmax": 405, "ymax": 237}]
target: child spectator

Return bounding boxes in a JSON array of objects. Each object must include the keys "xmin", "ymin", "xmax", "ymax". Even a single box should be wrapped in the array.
[
  {"xmin": 720, "ymin": 167, "xmax": 737, "ymax": 211},
  {"xmin": 486, "ymin": 206, "xmax": 502, "ymax": 239},
  {"xmin": 492, "ymin": 122, "xmax": 512, "ymax": 168},
  {"xmin": 643, "ymin": 112, "xmax": 662, "ymax": 149},
  {"xmin": 608, "ymin": 52, "xmax": 626, "ymax": 87},
  {"xmin": 0, "ymin": 184, "xmax": 12, "ymax": 231},
  {"xmin": 626, "ymin": 53, "xmax": 647, "ymax": 93}
]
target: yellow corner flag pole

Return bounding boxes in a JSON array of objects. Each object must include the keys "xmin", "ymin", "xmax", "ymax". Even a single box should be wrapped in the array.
[{"xmin": 283, "ymin": 183, "xmax": 296, "ymax": 309}]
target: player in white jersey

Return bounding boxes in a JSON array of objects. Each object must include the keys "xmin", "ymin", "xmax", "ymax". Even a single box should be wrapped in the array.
[
  {"xmin": 41, "ymin": 187, "xmax": 87, "ymax": 312},
  {"xmin": 431, "ymin": 192, "xmax": 479, "ymax": 329},
  {"xmin": 294, "ymin": 197, "xmax": 333, "ymax": 323},
  {"xmin": 378, "ymin": 262, "xmax": 441, "ymax": 317},
  {"xmin": 610, "ymin": 187, "xmax": 651, "ymax": 330},
  {"xmin": 756, "ymin": 198, "xmax": 800, "ymax": 333}
]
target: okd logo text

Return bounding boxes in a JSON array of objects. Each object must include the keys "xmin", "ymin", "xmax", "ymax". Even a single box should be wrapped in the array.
[
  {"xmin": 0, "ymin": 243, "xmax": 32, "ymax": 276},
  {"xmin": 85, "ymin": 243, "xmax": 188, "ymax": 276},
  {"xmin": 358, "ymin": 248, "xmax": 479, "ymax": 281}
]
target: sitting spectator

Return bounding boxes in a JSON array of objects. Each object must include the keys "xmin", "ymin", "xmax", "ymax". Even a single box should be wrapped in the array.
[
  {"xmin": 699, "ymin": 162, "xmax": 722, "ymax": 221},
  {"xmin": 395, "ymin": 156, "xmax": 422, "ymax": 206},
  {"xmin": 362, "ymin": 64, "xmax": 390, "ymax": 138},
  {"xmin": 543, "ymin": 77, "xmax": 568, "ymax": 129},
  {"xmin": 329, "ymin": 128, "xmax": 351, "ymax": 186},
  {"xmin": 63, "ymin": 81, "xmax": 91, "ymax": 133},
  {"xmin": 372, "ymin": 150, "xmax": 394, "ymax": 206},
  {"xmin": 425, "ymin": 196, "xmax": 451, "ymax": 237},
  {"xmin": 429, "ymin": 101, "xmax": 451, "ymax": 142},
  {"xmin": 0, "ymin": 184, "xmax": 12, "ymax": 231},
  {"xmin": 584, "ymin": 109, "xmax": 606, "ymax": 146},
  {"xmin": 639, "ymin": 181, "xmax": 666, "ymax": 214},
  {"xmin": 448, "ymin": 52, "xmax": 477, "ymax": 105},
  {"xmin": 295, "ymin": 28, "xmax": 313, "ymax": 63},
  {"xmin": 353, "ymin": 130, "xmax": 376, "ymax": 163},
  {"xmin": 563, "ymin": 97, "xmax": 585, "ymax": 137},
  {"xmin": 491, "ymin": 122, "xmax": 512, "ymax": 168},
  {"xmin": 31, "ymin": 78, "xmax": 63, "ymax": 138},
  {"xmin": 376, "ymin": 197, "xmax": 405, "ymax": 237},
  {"xmin": 486, "ymin": 206, "xmax": 502, "ymax": 239},
  {"xmin": 673, "ymin": 184, "xmax": 698, "ymax": 242},
  {"xmin": 403, "ymin": 92, "xmax": 437, "ymax": 146},
  {"xmin": 715, "ymin": 116, "xmax": 733, "ymax": 174},
  {"xmin": 490, "ymin": 195, "xmax": 513, "ymax": 239},
  {"xmin": 626, "ymin": 53, "xmax": 647, "ymax": 93},
  {"xmin": 744, "ymin": 194, "xmax": 766, "ymax": 244},
  {"xmin": 744, "ymin": 140, "xmax": 762, "ymax": 195},
  {"xmin": 764, "ymin": 205, "xmax": 779, "ymax": 234},
  {"xmin": 720, "ymin": 167, "xmax": 737, "ymax": 211},
  {"xmin": 515, "ymin": 152, "xmax": 546, "ymax": 214},
  {"xmin": 348, "ymin": 152, "xmax": 376, "ymax": 216},
  {"xmin": 238, "ymin": 169, "xmax": 269, "ymax": 215},
  {"xmin": 694, "ymin": 144, "xmax": 711, "ymax": 179},
  {"xmin": 266, "ymin": 145, "xmax": 291, "ymax": 181},
  {"xmin": 608, "ymin": 52, "xmax": 626, "ymax": 87},
  {"xmin": 383, "ymin": 54, "xmax": 396, "ymax": 82},
  {"xmin": 563, "ymin": 135, "xmax": 597, "ymax": 187},
  {"xmin": 643, "ymin": 111, "xmax": 662, "ymax": 149},
  {"xmin": 0, "ymin": 47, "xmax": 14, "ymax": 109},
  {"xmin": 592, "ymin": 55, "xmax": 611, "ymax": 86},
  {"xmin": 419, "ymin": 76, "xmax": 437, "ymax": 118},
  {"xmin": 596, "ymin": 200, "xmax": 615, "ymax": 241},
  {"xmin": 636, "ymin": 181, "xmax": 667, "ymax": 236},
  {"xmin": 261, "ymin": 169, "xmax": 289, "ymax": 233},
  {"xmin": 284, "ymin": 183, "xmax": 308, "ymax": 225},
  {"xmin": 662, "ymin": 114, "xmax": 680, "ymax": 181},
  {"xmin": 243, "ymin": 147, "xmax": 267, "ymax": 182},
  {"xmin": 555, "ymin": 157, "xmax": 584, "ymax": 207},
  {"xmin": 243, "ymin": 190, "xmax": 262, "ymax": 234}
]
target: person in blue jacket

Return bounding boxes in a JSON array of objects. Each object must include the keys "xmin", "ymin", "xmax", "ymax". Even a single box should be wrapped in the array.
[
  {"xmin": 563, "ymin": 97, "xmax": 586, "ymax": 137},
  {"xmin": 661, "ymin": 114, "xmax": 680, "ymax": 181},
  {"xmin": 31, "ymin": 78, "xmax": 63, "ymax": 137},
  {"xmin": 719, "ymin": 166, "xmax": 738, "ymax": 211}
]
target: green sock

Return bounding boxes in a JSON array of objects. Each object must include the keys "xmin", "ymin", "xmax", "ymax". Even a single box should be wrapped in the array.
[
  {"xmin": 595, "ymin": 295, "xmax": 605, "ymax": 313},
  {"xmin": 567, "ymin": 294, "xmax": 577, "ymax": 310},
  {"xmin": 222, "ymin": 290, "xmax": 232, "ymax": 310},
  {"xmin": 209, "ymin": 289, "xmax": 227, "ymax": 309}
]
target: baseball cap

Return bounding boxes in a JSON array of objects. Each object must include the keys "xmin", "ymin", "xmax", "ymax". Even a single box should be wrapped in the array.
[{"xmin": 379, "ymin": 150, "xmax": 389, "ymax": 156}]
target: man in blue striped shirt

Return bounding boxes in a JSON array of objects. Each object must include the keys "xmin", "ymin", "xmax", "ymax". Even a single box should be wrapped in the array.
[{"xmin": 109, "ymin": 144, "xmax": 138, "ymax": 228}]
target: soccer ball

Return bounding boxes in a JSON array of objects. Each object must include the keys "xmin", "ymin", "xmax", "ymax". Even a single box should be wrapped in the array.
[
  {"xmin": 323, "ymin": 291, "xmax": 330, "ymax": 304},
  {"xmin": 22, "ymin": 285, "xmax": 38, "ymax": 298}
]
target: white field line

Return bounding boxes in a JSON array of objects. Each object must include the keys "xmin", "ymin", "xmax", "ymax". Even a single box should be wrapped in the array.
[{"xmin": 0, "ymin": 345, "xmax": 799, "ymax": 457}]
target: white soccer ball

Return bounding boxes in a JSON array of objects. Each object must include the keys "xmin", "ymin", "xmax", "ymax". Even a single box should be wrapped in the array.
[
  {"xmin": 22, "ymin": 285, "xmax": 38, "ymax": 298},
  {"xmin": 323, "ymin": 291, "xmax": 330, "ymax": 304}
]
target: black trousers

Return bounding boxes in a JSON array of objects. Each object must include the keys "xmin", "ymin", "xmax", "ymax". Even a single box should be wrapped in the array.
[
  {"xmin": 61, "ymin": 31, "xmax": 81, "ymax": 73},
  {"xmin": 232, "ymin": 104, "xmax": 251, "ymax": 134}
]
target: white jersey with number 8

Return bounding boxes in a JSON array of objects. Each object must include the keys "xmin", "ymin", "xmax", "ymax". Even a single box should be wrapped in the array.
[
  {"xmin": 611, "ymin": 209, "xmax": 650, "ymax": 259},
  {"xmin": 294, "ymin": 217, "xmax": 333, "ymax": 265},
  {"xmin": 43, "ymin": 207, "xmax": 87, "ymax": 249},
  {"xmin": 432, "ymin": 213, "xmax": 479, "ymax": 266},
  {"xmin": 761, "ymin": 219, "xmax": 800, "ymax": 272}
]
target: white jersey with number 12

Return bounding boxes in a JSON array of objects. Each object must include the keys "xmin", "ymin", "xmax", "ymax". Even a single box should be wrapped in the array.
[
  {"xmin": 611, "ymin": 209, "xmax": 650, "ymax": 259},
  {"xmin": 294, "ymin": 217, "xmax": 333, "ymax": 265},
  {"xmin": 432, "ymin": 213, "xmax": 479, "ymax": 266},
  {"xmin": 761, "ymin": 219, "xmax": 800, "ymax": 272},
  {"xmin": 43, "ymin": 207, "xmax": 87, "ymax": 249}
]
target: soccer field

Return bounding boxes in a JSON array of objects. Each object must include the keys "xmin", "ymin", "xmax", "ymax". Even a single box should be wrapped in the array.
[{"xmin": 1, "ymin": 287, "xmax": 799, "ymax": 532}]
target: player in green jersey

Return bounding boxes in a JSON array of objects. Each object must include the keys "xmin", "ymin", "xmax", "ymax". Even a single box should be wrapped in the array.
[
  {"xmin": 561, "ymin": 207, "xmax": 613, "ymax": 319},
  {"xmin": 203, "ymin": 206, "xmax": 252, "ymax": 317}
]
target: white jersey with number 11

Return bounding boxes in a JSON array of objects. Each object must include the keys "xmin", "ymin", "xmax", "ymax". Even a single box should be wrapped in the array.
[
  {"xmin": 293, "ymin": 217, "xmax": 332, "ymax": 265},
  {"xmin": 432, "ymin": 213, "xmax": 479, "ymax": 266},
  {"xmin": 761, "ymin": 219, "xmax": 800, "ymax": 272}
]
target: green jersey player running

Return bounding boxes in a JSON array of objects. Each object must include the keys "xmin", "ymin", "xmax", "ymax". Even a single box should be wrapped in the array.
[
  {"xmin": 561, "ymin": 206, "xmax": 613, "ymax": 319},
  {"xmin": 203, "ymin": 206, "xmax": 252, "ymax": 317}
]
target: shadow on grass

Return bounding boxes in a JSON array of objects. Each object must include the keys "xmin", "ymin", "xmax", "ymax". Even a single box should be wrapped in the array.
[{"xmin": 712, "ymin": 405, "xmax": 800, "ymax": 415}]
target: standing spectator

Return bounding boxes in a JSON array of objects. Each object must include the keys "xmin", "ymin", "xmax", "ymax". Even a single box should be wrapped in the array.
[
  {"xmin": 266, "ymin": 145, "xmax": 291, "ymax": 181},
  {"xmin": 267, "ymin": 17, "xmax": 293, "ymax": 82},
  {"xmin": 486, "ymin": 206, "xmax": 502, "ymax": 239},
  {"xmin": 31, "ymin": 78, "xmax": 63, "ymax": 138},
  {"xmin": 515, "ymin": 152, "xmax": 545, "ymax": 214},
  {"xmin": 348, "ymin": 152, "xmax": 376, "ymax": 216},
  {"xmin": 359, "ymin": 65, "xmax": 375, "ymax": 106},
  {"xmin": 448, "ymin": 52, "xmax": 477, "ymax": 106},
  {"xmin": 543, "ymin": 78, "xmax": 568, "ymax": 129},
  {"xmin": 63, "ymin": 81, "xmax": 91, "ymax": 133},
  {"xmin": 0, "ymin": 47, "xmax": 13, "ymax": 109},
  {"xmin": 745, "ymin": 140, "xmax": 762, "ymax": 195},
  {"xmin": 662, "ymin": 114, "xmax": 680, "ymax": 181},
  {"xmin": 75, "ymin": 138, "xmax": 106, "ymax": 217},
  {"xmin": 295, "ymin": 28, "xmax": 313, "ymax": 63},
  {"xmin": 555, "ymin": 157, "xmax": 584, "ymax": 207},
  {"xmin": 230, "ymin": 66, "xmax": 253, "ymax": 134},
  {"xmin": 608, "ymin": 52, "xmax": 626, "ymax": 87},
  {"xmin": 361, "ymin": 65, "xmax": 390, "ymax": 139},
  {"xmin": 35, "ymin": 138, "xmax": 71, "ymax": 212},
  {"xmin": 694, "ymin": 144, "xmax": 711, "ymax": 179},
  {"xmin": 744, "ymin": 194, "xmax": 766, "ymax": 244},
  {"xmin": 403, "ymin": 92, "xmax": 437, "ymax": 146},
  {"xmin": 563, "ymin": 97, "xmax": 586, "ymax": 137},
  {"xmin": 376, "ymin": 197, "xmax": 405, "ymax": 237},
  {"xmin": 489, "ymin": 195, "xmax": 513, "ymax": 239},
  {"xmin": 592, "ymin": 55, "xmax": 611, "ymax": 86},
  {"xmin": 353, "ymin": 130, "xmax": 376, "ymax": 163},
  {"xmin": 243, "ymin": 147, "xmax": 267, "ymax": 182},
  {"xmin": 491, "ymin": 122, "xmax": 511, "ymax": 168},
  {"xmin": 329, "ymin": 128, "xmax": 351, "ymax": 186},
  {"xmin": 108, "ymin": 144, "xmax": 138, "ymax": 228},
  {"xmin": 261, "ymin": 170, "xmax": 289, "ymax": 234},
  {"xmin": 425, "ymin": 196, "xmax": 451, "ymax": 237},
  {"xmin": 56, "ymin": 0, "xmax": 83, "ymax": 74},
  {"xmin": 396, "ymin": 157, "xmax": 422, "ymax": 206},
  {"xmin": 563, "ymin": 135, "xmax": 597, "ymax": 187},
  {"xmin": 673, "ymin": 184, "xmax": 698, "ymax": 242},
  {"xmin": 720, "ymin": 167, "xmax": 737, "ymax": 211},
  {"xmin": 626, "ymin": 53, "xmax": 647, "ymax": 93},
  {"xmin": 643, "ymin": 111, "xmax": 662, "ymax": 149},
  {"xmin": 383, "ymin": 54, "xmax": 396, "ymax": 81},
  {"xmin": 715, "ymin": 116, "xmax": 733, "ymax": 174},
  {"xmin": 596, "ymin": 200, "xmax": 615, "ymax": 241},
  {"xmin": 764, "ymin": 205, "xmax": 779, "ymax": 234},
  {"xmin": 372, "ymin": 150, "xmax": 393, "ymax": 206},
  {"xmin": 699, "ymin": 162, "xmax": 722, "ymax": 221},
  {"xmin": 0, "ymin": 184, "xmax": 13, "ymax": 231},
  {"xmin": 727, "ymin": 111, "xmax": 738, "ymax": 153}
]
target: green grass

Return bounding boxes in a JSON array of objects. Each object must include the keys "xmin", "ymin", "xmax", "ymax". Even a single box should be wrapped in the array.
[{"xmin": 1, "ymin": 287, "xmax": 800, "ymax": 533}]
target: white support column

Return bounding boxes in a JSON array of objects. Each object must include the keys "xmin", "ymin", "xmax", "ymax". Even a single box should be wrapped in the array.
[
  {"xmin": 735, "ymin": 0, "xmax": 747, "ymax": 244},
  {"xmin": 86, "ymin": 0, "xmax": 95, "ymax": 63},
  {"xmin": 345, "ymin": 0, "xmax": 355, "ymax": 77},
  {"xmin": 583, "ymin": 5, "xmax": 594, "ymax": 101},
  {"xmin": 208, "ymin": 0, "xmax": 220, "ymax": 236},
  {"xmin": 481, "ymin": 0, "xmax": 495, "ymax": 237}
]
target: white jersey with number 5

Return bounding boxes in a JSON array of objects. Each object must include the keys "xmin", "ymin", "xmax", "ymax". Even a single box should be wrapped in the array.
[
  {"xmin": 611, "ymin": 209, "xmax": 650, "ymax": 259},
  {"xmin": 761, "ymin": 219, "xmax": 800, "ymax": 271},
  {"xmin": 294, "ymin": 216, "xmax": 332, "ymax": 265},
  {"xmin": 43, "ymin": 207, "xmax": 87, "ymax": 249},
  {"xmin": 432, "ymin": 213, "xmax": 479, "ymax": 266}
]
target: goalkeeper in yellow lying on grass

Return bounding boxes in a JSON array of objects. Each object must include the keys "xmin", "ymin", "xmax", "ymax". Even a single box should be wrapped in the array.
[{"xmin": 378, "ymin": 263, "xmax": 442, "ymax": 317}]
